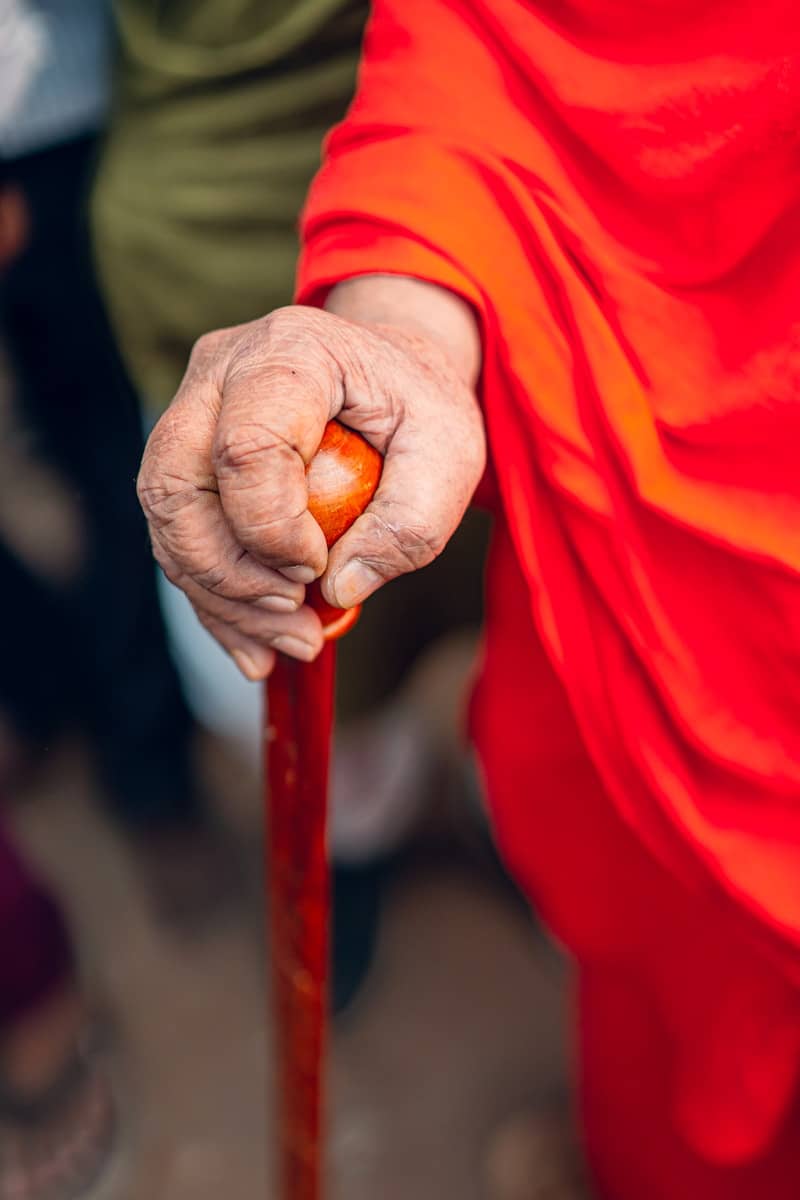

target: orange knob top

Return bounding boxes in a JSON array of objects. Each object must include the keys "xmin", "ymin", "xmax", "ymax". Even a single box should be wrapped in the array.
[{"xmin": 305, "ymin": 422, "xmax": 382, "ymax": 639}]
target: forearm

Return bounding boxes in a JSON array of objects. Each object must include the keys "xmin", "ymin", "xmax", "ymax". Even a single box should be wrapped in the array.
[{"xmin": 325, "ymin": 274, "xmax": 482, "ymax": 389}]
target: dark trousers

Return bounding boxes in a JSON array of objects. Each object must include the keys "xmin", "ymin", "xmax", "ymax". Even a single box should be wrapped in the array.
[{"xmin": 0, "ymin": 134, "xmax": 198, "ymax": 830}]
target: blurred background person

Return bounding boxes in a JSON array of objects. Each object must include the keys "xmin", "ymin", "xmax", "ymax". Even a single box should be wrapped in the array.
[
  {"xmin": 0, "ymin": 11, "xmax": 117, "ymax": 1196},
  {"xmin": 93, "ymin": 0, "xmax": 373, "ymax": 761},
  {"xmin": 0, "ymin": 814, "xmax": 115, "ymax": 1200},
  {"xmin": 91, "ymin": 0, "xmax": 493, "ymax": 1011},
  {"xmin": 0, "ymin": 0, "xmax": 237, "ymax": 930},
  {"xmin": 1, "ymin": 5, "xmax": 575, "ymax": 1198},
  {"xmin": 1, "ymin": 7, "xmax": 578, "ymax": 1198},
  {"xmin": 136, "ymin": 1, "xmax": 800, "ymax": 1197}
]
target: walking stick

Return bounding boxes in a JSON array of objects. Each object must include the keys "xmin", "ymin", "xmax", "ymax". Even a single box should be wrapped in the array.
[{"xmin": 265, "ymin": 421, "xmax": 382, "ymax": 1200}]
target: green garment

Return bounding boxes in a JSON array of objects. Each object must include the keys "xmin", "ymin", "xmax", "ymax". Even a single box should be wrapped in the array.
[
  {"xmin": 92, "ymin": 0, "xmax": 368, "ymax": 410},
  {"xmin": 92, "ymin": 1, "xmax": 488, "ymax": 723}
]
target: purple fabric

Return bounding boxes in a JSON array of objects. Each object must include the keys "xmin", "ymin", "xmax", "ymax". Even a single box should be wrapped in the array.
[{"xmin": 0, "ymin": 820, "xmax": 73, "ymax": 1030}]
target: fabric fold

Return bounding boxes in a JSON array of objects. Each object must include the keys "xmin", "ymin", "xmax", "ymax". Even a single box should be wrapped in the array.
[{"xmin": 297, "ymin": 0, "xmax": 800, "ymax": 1175}]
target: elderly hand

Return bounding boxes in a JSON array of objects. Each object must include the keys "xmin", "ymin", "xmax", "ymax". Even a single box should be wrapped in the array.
[{"xmin": 137, "ymin": 276, "xmax": 485, "ymax": 680}]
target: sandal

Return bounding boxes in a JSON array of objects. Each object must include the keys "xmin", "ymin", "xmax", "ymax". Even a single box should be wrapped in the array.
[{"xmin": 0, "ymin": 1034, "xmax": 117, "ymax": 1200}]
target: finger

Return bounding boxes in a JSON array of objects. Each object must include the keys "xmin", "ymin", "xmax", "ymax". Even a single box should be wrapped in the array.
[
  {"xmin": 321, "ymin": 414, "xmax": 485, "ymax": 609},
  {"xmin": 179, "ymin": 573, "xmax": 325, "ymax": 663},
  {"xmin": 146, "ymin": 488, "xmax": 308, "ymax": 607},
  {"xmin": 212, "ymin": 308, "xmax": 345, "ymax": 580},
  {"xmin": 139, "ymin": 345, "xmax": 306, "ymax": 608},
  {"xmin": 195, "ymin": 610, "xmax": 277, "ymax": 681},
  {"xmin": 148, "ymin": 492, "xmax": 307, "ymax": 609}
]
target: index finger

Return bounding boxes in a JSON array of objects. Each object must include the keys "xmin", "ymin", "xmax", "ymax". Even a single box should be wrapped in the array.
[
  {"xmin": 138, "ymin": 340, "xmax": 305, "ymax": 608},
  {"xmin": 211, "ymin": 308, "xmax": 346, "ymax": 581}
]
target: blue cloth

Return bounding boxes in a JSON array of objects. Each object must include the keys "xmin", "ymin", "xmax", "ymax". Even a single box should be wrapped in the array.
[{"xmin": 0, "ymin": 0, "xmax": 112, "ymax": 159}]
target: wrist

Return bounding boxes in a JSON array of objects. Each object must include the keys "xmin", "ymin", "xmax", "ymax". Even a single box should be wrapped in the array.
[{"xmin": 324, "ymin": 274, "xmax": 481, "ymax": 388}]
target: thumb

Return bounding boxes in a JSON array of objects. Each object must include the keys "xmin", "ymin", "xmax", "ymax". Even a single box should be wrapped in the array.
[{"xmin": 321, "ymin": 417, "xmax": 485, "ymax": 609}]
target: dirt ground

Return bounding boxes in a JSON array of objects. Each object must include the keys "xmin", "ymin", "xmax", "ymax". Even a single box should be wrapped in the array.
[
  {"xmin": 0, "ymin": 347, "xmax": 588, "ymax": 1200},
  {"xmin": 10, "ymin": 737, "xmax": 587, "ymax": 1200}
]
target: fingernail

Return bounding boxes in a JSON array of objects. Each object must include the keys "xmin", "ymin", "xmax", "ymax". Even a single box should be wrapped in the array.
[
  {"xmin": 271, "ymin": 635, "xmax": 317, "ymax": 663},
  {"xmin": 231, "ymin": 649, "xmax": 266, "ymax": 681},
  {"xmin": 330, "ymin": 560, "xmax": 382, "ymax": 608},
  {"xmin": 282, "ymin": 564, "xmax": 316, "ymax": 584},
  {"xmin": 256, "ymin": 594, "xmax": 298, "ymax": 613}
]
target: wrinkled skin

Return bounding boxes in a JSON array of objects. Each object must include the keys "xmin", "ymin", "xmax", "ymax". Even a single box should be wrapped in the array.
[{"xmin": 137, "ymin": 284, "xmax": 485, "ymax": 679}]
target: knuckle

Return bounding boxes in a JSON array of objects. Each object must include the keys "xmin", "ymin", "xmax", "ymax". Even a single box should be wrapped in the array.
[
  {"xmin": 159, "ymin": 559, "xmax": 183, "ymax": 589},
  {"xmin": 264, "ymin": 305, "xmax": 319, "ymax": 342},
  {"xmin": 261, "ymin": 307, "xmax": 335, "ymax": 378},
  {"xmin": 191, "ymin": 329, "xmax": 225, "ymax": 362},
  {"xmin": 193, "ymin": 561, "xmax": 232, "ymax": 593},
  {"xmin": 228, "ymin": 310, "xmax": 301, "ymax": 373},
  {"xmin": 137, "ymin": 473, "xmax": 197, "ymax": 526},
  {"xmin": 135, "ymin": 465, "xmax": 154, "ymax": 512},
  {"xmin": 150, "ymin": 537, "xmax": 200, "ymax": 590},
  {"xmin": 264, "ymin": 306, "xmax": 297, "ymax": 335},
  {"xmin": 149, "ymin": 539, "xmax": 176, "ymax": 579},
  {"xmin": 194, "ymin": 564, "xmax": 262, "ymax": 604},
  {"xmin": 136, "ymin": 468, "xmax": 170, "ymax": 519},
  {"xmin": 391, "ymin": 522, "xmax": 442, "ymax": 568},
  {"xmin": 466, "ymin": 422, "xmax": 488, "ymax": 477},
  {"xmin": 230, "ymin": 515, "xmax": 305, "ymax": 566},
  {"xmin": 213, "ymin": 422, "xmax": 282, "ymax": 476},
  {"xmin": 235, "ymin": 611, "xmax": 277, "ymax": 641},
  {"xmin": 137, "ymin": 418, "xmax": 198, "ymax": 519},
  {"xmin": 366, "ymin": 508, "xmax": 440, "ymax": 573}
]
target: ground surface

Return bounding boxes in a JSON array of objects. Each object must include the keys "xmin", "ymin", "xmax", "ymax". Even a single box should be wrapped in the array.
[
  {"xmin": 10, "ymin": 742, "xmax": 586, "ymax": 1200},
  {"xmin": 1, "ymin": 347, "xmax": 588, "ymax": 1200}
]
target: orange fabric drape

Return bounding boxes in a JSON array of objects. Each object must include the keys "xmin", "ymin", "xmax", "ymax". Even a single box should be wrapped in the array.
[{"xmin": 297, "ymin": 2, "xmax": 800, "ymax": 1194}]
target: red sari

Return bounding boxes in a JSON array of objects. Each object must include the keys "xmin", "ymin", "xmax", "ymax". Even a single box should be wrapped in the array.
[{"xmin": 296, "ymin": 2, "xmax": 800, "ymax": 1195}]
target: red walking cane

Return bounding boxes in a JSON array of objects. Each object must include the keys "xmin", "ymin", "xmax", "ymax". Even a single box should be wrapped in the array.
[{"xmin": 265, "ymin": 421, "xmax": 382, "ymax": 1200}]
